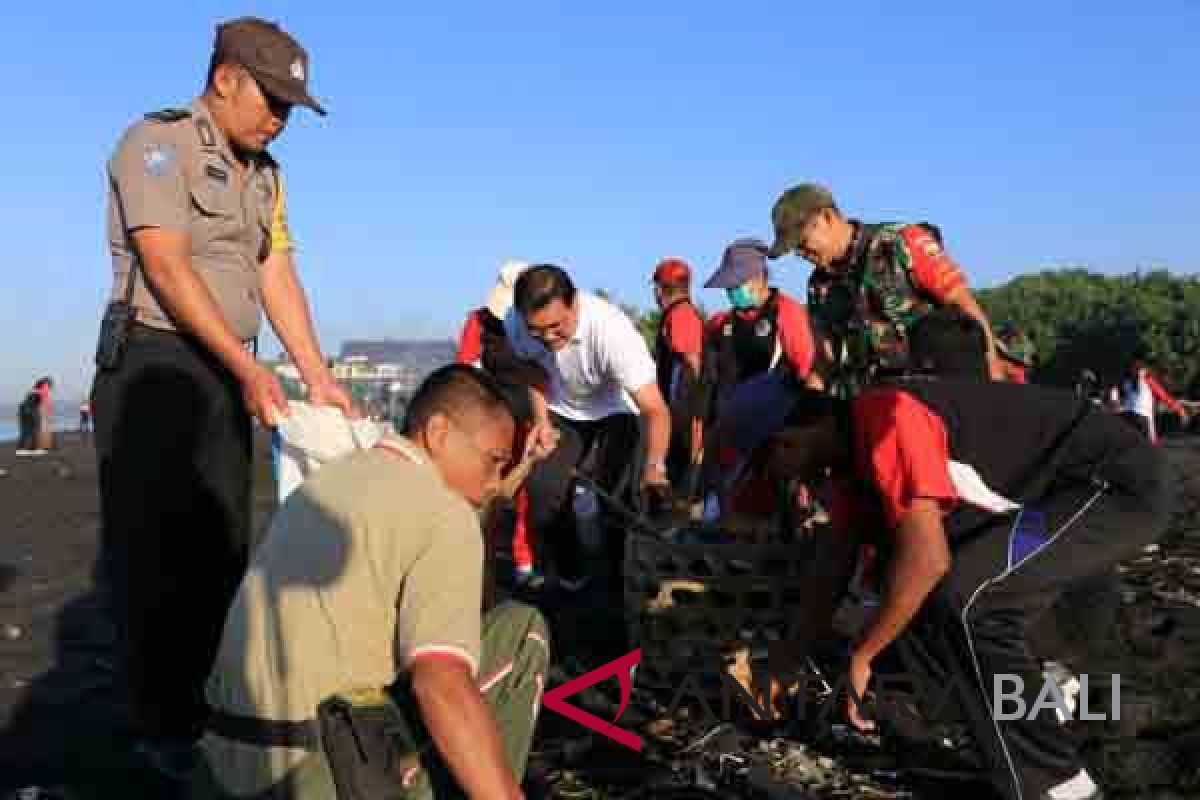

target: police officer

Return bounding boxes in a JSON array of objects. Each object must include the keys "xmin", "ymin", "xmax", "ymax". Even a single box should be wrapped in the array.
[
  {"xmin": 767, "ymin": 183, "xmax": 999, "ymax": 395},
  {"xmin": 92, "ymin": 17, "xmax": 353, "ymax": 778}
]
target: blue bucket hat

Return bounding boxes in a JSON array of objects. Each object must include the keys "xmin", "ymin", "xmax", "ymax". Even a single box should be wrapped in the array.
[{"xmin": 704, "ymin": 237, "xmax": 770, "ymax": 289}]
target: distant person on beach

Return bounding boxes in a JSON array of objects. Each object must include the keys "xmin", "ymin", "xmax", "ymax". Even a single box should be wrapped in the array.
[
  {"xmin": 78, "ymin": 401, "xmax": 92, "ymax": 435},
  {"xmin": 1117, "ymin": 360, "xmax": 1188, "ymax": 443},
  {"xmin": 195, "ymin": 366, "xmax": 548, "ymax": 800},
  {"xmin": 15, "ymin": 382, "xmax": 44, "ymax": 455},
  {"xmin": 92, "ymin": 17, "xmax": 354, "ymax": 780},
  {"xmin": 33, "ymin": 377, "xmax": 54, "ymax": 451}
]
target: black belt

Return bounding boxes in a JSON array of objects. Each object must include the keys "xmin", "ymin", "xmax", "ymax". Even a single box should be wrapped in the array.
[
  {"xmin": 131, "ymin": 321, "xmax": 258, "ymax": 353},
  {"xmin": 207, "ymin": 708, "xmax": 320, "ymax": 750}
]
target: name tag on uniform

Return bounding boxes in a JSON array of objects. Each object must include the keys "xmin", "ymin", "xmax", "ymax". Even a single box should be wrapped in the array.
[{"xmin": 205, "ymin": 164, "xmax": 229, "ymax": 184}]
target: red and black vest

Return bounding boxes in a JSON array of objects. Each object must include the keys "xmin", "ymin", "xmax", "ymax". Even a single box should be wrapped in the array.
[{"xmin": 717, "ymin": 289, "xmax": 784, "ymax": 388}]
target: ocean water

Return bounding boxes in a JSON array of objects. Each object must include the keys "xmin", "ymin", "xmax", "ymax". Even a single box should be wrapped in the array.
[{"xmin": 0, "ymin": 417, "xmax": 77, "ymax": 443}]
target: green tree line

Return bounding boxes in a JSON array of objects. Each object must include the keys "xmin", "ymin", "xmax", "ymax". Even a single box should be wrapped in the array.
[{"xmin": 978, "ymin": 269, "xmax": 1200, "ymax": 396}]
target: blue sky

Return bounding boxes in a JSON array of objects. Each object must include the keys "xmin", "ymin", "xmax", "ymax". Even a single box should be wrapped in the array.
[{"xmin": 2, "ymin": 1, "xmax": 1197, "ymax": 403}]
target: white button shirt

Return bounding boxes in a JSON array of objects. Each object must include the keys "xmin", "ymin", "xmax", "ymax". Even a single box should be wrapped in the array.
[{"xmin": 506, "ymin": 292, "xmax": 657, "ymax": 421}]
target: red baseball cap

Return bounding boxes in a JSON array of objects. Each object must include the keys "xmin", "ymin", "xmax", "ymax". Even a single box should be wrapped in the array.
[{"xmin": 652, "ymin": 258, "xmax": 691, "ymax": 287}]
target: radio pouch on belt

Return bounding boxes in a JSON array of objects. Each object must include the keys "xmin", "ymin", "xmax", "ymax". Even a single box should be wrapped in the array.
[
  {"xmin": 317, "ymin": 687, "xmax": 428, "ymax": 800},
  {"xmin": 94, "ymin": 255, "xmax": 143, "ymax": 371}
]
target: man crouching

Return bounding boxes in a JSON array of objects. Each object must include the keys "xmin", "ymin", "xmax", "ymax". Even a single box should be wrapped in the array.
[
  {"xmin": 194, "ymin": 365, "xmax": 547, "ymax": 800},
  {"xmin": 762, "ymin": 379, "xmax": 1171, "ymax": 800}
]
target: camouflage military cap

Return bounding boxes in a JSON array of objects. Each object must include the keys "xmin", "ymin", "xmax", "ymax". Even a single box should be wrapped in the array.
[{"xmin": 768, "ymin": 183, "xmax": 836, "ymax": 259}]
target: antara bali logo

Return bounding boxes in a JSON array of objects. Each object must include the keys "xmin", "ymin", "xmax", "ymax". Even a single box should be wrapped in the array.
[{"xmin": 541, "ymin": 648, "xmax": 643, "ymax": 751}]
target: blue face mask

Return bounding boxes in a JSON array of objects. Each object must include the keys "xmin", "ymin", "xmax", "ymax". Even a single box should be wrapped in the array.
[{"xmin": 727, "ymin": 284, "xmax": 758, "ymax": 310}]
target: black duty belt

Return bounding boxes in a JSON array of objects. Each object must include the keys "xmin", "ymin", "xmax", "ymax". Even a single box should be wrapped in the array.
[
  {"xmin": 207, "ymin": 708, "xmax": 320, "ymax": 750},
  {"xmin": 131, "ymin": 322, "xmax": 258, "ymax": 353}
]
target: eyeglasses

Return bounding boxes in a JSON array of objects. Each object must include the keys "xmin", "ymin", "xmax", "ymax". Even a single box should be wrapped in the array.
[{"xmin": 525, "ymin": 316, "xmax": 570, "ymax": 340}]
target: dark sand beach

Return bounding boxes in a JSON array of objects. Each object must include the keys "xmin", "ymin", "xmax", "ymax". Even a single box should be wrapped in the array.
[{"xmin": 4, "ymin": 432, "xmax": 1200, "ymax": 798}]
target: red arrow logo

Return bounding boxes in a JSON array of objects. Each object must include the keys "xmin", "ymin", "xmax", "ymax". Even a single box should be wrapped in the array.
[{"xmin": 541, "ymin": 648, "xmax": 643, "ymax": 752}]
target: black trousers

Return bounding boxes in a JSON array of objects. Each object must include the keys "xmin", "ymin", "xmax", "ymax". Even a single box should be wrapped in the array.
[
  {"xmin": 16, "ymin": 408, "xmax": 38, "ymax": 450},
  {"xmin": 1119, "ymin": 410, "xmax": 1151, "ymax": 440},
  {"xmin": 893, "ymin": 466, "xmax": 1171, "ymax": 800},
  {"xmin": 523, "ymin": 412, "xmax": 640, "ymax": 584},
  {"xmin": 92, "ymin": 325, "xmax": 253, "ymax": 742}
]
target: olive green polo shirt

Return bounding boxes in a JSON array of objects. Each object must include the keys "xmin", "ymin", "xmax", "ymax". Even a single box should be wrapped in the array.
[{"xmin": 200, "ymin": 435, "xmax": 485, "ymax": 796}]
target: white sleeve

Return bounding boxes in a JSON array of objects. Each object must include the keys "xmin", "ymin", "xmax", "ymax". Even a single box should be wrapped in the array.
[{"xmin": 601, "ymin": 305, "xmax": 658, "ymax": 394}]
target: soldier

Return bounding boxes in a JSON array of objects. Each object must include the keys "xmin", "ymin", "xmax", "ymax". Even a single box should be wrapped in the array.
[
  {"xmin": 767, "ymin": 182, "xmax": 999, "ymax": 395},
  {"xmin": 91, "ymin": 17, "xmax": 353, "ymax": 779}
]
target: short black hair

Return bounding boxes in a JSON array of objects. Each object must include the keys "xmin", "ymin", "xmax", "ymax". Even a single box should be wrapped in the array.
[
  {"xmin": 907, "ymin": 308, "xmax": 989, "ymax": 379},
  {"xmin": 514, "ymin": 264, "xmax": 576, "ymax": 316},
  {"xmin": 403, "ymin": 364, "xmax": 515, "ymax": 435}
]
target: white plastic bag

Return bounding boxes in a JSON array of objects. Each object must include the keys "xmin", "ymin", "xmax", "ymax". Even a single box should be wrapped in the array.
[{"xmin": 271, "ymin": 402, "xmax": 391, "ymax": 504}]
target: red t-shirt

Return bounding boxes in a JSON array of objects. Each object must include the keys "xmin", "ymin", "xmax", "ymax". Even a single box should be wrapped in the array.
[
  {"xmin": 707, "ymin": 291, "xmax": 815, "ymax": 377},
  {"xmin": 661, "ymin": 301, "xmax": 705, "ymax": 358},
  {"xmin": 456, "ymin": 309, "xmax": 485, "ymax": 366},
  {"xmin": 848, "ymin": 387, "xmax": 959, "ymax": 530},
  {"xmin": 899, "ymin": 225, "xmax": 967, "ymax": 304}
]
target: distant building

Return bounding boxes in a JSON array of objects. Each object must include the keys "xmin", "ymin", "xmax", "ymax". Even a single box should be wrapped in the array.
[{"xmin": 273, "ymin": 339, "xmax": 455, "ymax": 422}]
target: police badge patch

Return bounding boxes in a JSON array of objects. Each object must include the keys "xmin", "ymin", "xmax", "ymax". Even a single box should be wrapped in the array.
[{"xmin": 143, "ymin": 143, "xmax": 176, "ymax": 176}]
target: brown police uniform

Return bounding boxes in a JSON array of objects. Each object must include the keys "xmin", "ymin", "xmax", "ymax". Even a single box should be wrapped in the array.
[
  {"xmin": 104, "ymin": 98, "xmax": 290, "ymax": 341},
  {"xmin": 91, "ymin": 17, "xmax": 319, "ymax": 754}
]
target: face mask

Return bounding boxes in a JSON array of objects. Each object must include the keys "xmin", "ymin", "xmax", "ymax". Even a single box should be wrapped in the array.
[{"xmin": 727, "ymin": 284, "xmax": 758, "ymax": 310}]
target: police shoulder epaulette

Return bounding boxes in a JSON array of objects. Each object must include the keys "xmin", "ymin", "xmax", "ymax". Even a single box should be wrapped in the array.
[{"xmin": 144, "ymin": 108, "xmax": 192, "ymax": 123}]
